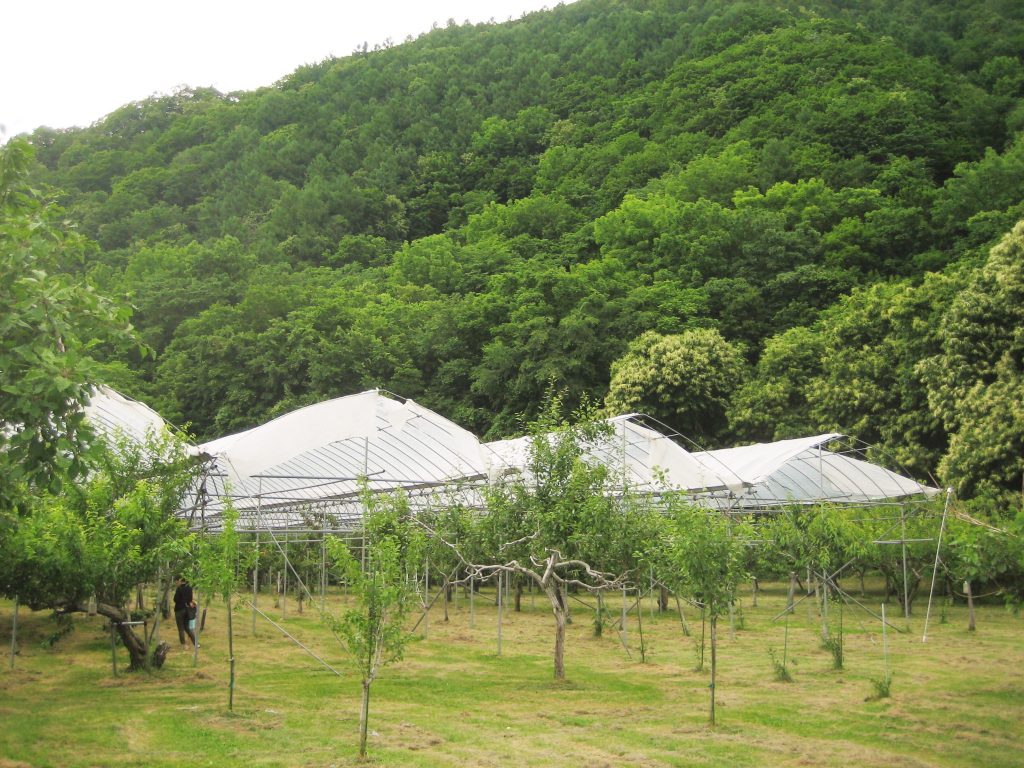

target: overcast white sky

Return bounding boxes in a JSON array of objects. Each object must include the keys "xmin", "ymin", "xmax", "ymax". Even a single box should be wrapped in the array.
[{"xmin": 1, "ymin": 0, "xmax": 573, "ymax": 141}]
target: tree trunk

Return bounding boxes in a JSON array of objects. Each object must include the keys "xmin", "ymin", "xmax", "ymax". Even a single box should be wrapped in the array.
[
  {"xmin": 86, "ymin": 602, "xmax": 168, "ymax": 671},
  {"xmin": 709, "ymin": 613, "xmax": 717, "ymax": 726},
  {"xmin": 515, "ymin": 579, "xmax": 523, "ymax": 613},
  {"xmin": 786, "ymin": 572, "xmax": 796, "ymax": 614},
  {"xmin": 359, "ymin": 679, "xmax": 372, "ymax": 757},
  {"xmin": 659, "ymin": 585, "xmax": 669, "ymax": 612},
  {"xmin": 544, "ymin": 584, "xmax": 567, "ymax": 679}
]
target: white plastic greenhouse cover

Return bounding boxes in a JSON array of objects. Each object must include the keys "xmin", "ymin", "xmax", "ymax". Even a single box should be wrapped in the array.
[
  {"xmin": 82, "ymin": 387, "xmax": 938, "ymax": 529},
  {"xmin": 485, "ymin": 416, "xmax": 736, "ymax": 494},
  {"xmin": 83, "ymin": 385, "xmax": 195, "ymax": 452},
  {"xmin": 485, "ymin": 420, "xmax": 938, "ymax": 510},
  {"xmin": 690, "ymin": 434, "xmax": 940, "ymax": 509},
  {"xmin": 195, "ymin": 390, "xmax": 492, "ymax": 530}
]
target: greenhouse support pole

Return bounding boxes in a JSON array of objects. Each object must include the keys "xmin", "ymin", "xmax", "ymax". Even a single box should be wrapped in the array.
[
  {"xmin": 882, "ymin": 602, "xmax": 889, "ymax": 680},
  {"xmin": 649, "ymin": 569, "xmax": 655, "ymax": 621},
  {"xmin": 249, "ymin": 601, "xmax": 342, "ymax": 675},
  {"xmin": 252, "ymin": 532, "xmax": 259, "ymax": 636},
  {"xmin": 423, "ymin": 560, "xmax": 430, "ymax": 639},
  {"xmin": 900, "ymin": 508, "xmax": 910, "ymax": 618},
  {"xmin": 192, "ymin": 591, "xmax": 202, "ymax": 667},
  {"xmin": 470, "ymin": 574, "xmax": 475, "ymax": 628},
  {"xmin": 922, "ymin": 488, "xmax": 953, "ymax": 643},
  {"xmin": 110, "ymin": 621, "xmax": 118, "ymax": 677},
  {"xmin": 252, "ymin": 565, "xmax": 258, "ymax": 636},
  {"xmin": 674, "ymin": 594, "xmax": 690, "ymax": 637},
  {"xmin": 283, "ymin": 531, "xmax": 288, "ymax": 619},
  {"xmin": 821, "ymin": 574, "xmax": 830, "ymax": 642},
  {"xmin": 496, "ymin": 572, "xmax": 503, "ymax": 657},
  {"xmin": 620, "ymin": 584, "xmax": 628, "ymax": 649},
  {"xmin": 320, "ymin": 537, "xmax": 327, "ymax": 612},
  {"xmin": 9, "ymin": 595, "xmax": 18, "ymax": 670}
]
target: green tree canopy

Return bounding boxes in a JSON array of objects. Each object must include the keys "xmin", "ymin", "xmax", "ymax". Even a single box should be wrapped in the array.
[
  {"xmin": 0, "ymin": 139, "xmax": 138, "ymax": 511},
  {"xmin": 605, "ymin": 328, "xmax": 746, "ymax": 445}
]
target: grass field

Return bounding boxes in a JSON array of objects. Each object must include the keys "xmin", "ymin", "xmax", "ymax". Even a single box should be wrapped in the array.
[{"xmin": 1, "ymin": 581, "xmax": 1021, "ymax": 767}]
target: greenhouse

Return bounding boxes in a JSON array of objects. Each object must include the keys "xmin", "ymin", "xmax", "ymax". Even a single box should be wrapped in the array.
[{"xmin": 84, "ymin": 386, "xmax": 938, "ymax": 532}]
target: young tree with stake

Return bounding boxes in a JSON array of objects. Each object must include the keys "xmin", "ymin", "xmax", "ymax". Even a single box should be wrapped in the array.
[
  {"xmin": 324, "ymin": 489, "xmax": 425, "ymax": 759},
  {"xmin": 657, "ymin": 501, "xmax": 749, "ymax": 725},
  {"xmin": 192, "ymin": 506, "xmax": 252, "ymax": 708}
]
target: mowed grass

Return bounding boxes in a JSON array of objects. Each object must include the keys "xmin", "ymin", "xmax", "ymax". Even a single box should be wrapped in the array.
[{"xmin": 1, "ymin": 581, "xmax": 1022, "ymax": 768}]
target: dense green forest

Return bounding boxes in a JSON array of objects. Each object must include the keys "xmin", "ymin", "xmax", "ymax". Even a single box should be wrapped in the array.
[{"xmin": 18, "ymin": 0, "xmax": 1024, "ymax": 500}]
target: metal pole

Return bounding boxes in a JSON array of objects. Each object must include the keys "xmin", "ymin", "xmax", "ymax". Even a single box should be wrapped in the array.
[
  {"xmin": 922, "ymin": 489, "xmax": 953, "ymax": 642},
  {"xmin": 900, "ymin": 508, "xmax": 910, "ymax": 618},
  {"xmin": 470, "ymin": 573, "xmax": 475, "ymax": 629},
  {"xmin": 496, "ymin": 572, "xmax": 503, "ymax": 656},
  {"xmin": 283, "ymin": 531, "xmax": 288, "ymax": 619},
  {"xmin": 9, "ymin": 595, "xmax": 17, "ymax": 670},
  {"xmin": 423, "ymin": 560, "xmax": 430, "ymax": 638},
  {"xmin": 649, "ymin": 568, "xmax": 655, "ymax": 621},
  {"xmin": 192, "ymin": 592, "xmax": 201, "ymax": 667},
  {"xmin": 252, "ymin": 532, "xmax": 259, "ymax": 636},
  {"xmin": 620, "ymin": 584, "xmax": 628, "ymax": 649},
  {"xmin": 320, "ymin": 536, "xmax": 327, "ymax": 612},
  {"xmin": 248, "ymin": 602, "xmax": 342, "ymax": 676},
  {"xmin": 882, "ymin": 602, "xmax": 889, "ymax": 680}
]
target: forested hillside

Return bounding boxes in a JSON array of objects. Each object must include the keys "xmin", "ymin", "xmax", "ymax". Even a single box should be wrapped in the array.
[{"xmin": 21, "ymin": 0, "xmax": 1024, "ymax": 499}]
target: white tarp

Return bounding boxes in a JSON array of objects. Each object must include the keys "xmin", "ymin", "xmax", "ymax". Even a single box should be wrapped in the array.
[
  {"xmin": 83, "ymin": 387, "xmax": 938, "ymax": 528},
  {"xmin": 83, "ymin": 385, "xmax": 193, "ymax": 451},
  {"xmin": 485, "ymin": 417, "xmax": 732, "ymax": 493},
  {"xmin": 197, "ymin": 390, "xmax": 492, "ymax": 528},
  {"xmin": 201, "ymin": 390, "xmax": 378, "ymax": 482},
  {"xmin": 691, "ymin": 435, "xmax": 939, "ymax": 509},
  {"xmin": 486, "ymin": 420, "xmax": 937, "ymax": 509}
]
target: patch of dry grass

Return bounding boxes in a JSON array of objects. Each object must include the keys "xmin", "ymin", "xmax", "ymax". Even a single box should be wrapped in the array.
[{"xmin": 1, "ymin": 581, "xmax": 1022, "ymax": 767}]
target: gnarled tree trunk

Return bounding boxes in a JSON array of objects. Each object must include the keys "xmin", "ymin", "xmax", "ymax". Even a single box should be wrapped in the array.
[
  {"xmin": 78, "ymin": 602, "xmax": 169, "ymax": 670},
  {"xmin": 543, "ymin": 583, "xmax": 568, "ymax": 679}
]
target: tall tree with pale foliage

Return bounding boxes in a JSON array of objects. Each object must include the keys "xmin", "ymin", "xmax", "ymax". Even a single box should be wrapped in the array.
[{"xmin": 605, "ymin": 328, "xmax": 745, "ymax": 445}]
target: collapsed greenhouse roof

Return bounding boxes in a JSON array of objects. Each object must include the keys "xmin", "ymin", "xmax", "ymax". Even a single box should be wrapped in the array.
[{"xmin": 82, "ymin": 387, "xmax": 939, "ymax": 532}]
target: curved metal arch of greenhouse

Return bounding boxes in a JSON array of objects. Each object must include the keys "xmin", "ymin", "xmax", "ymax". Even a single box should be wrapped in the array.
[{"xmin": 83, "ymin": 386, "xmax": 939, "ymax": 533}]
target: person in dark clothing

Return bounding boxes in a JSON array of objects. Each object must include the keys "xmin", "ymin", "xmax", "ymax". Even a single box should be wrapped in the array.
[{"xmin": 173, "ymin": 576, "xmax": 197, "ymax": 649}]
